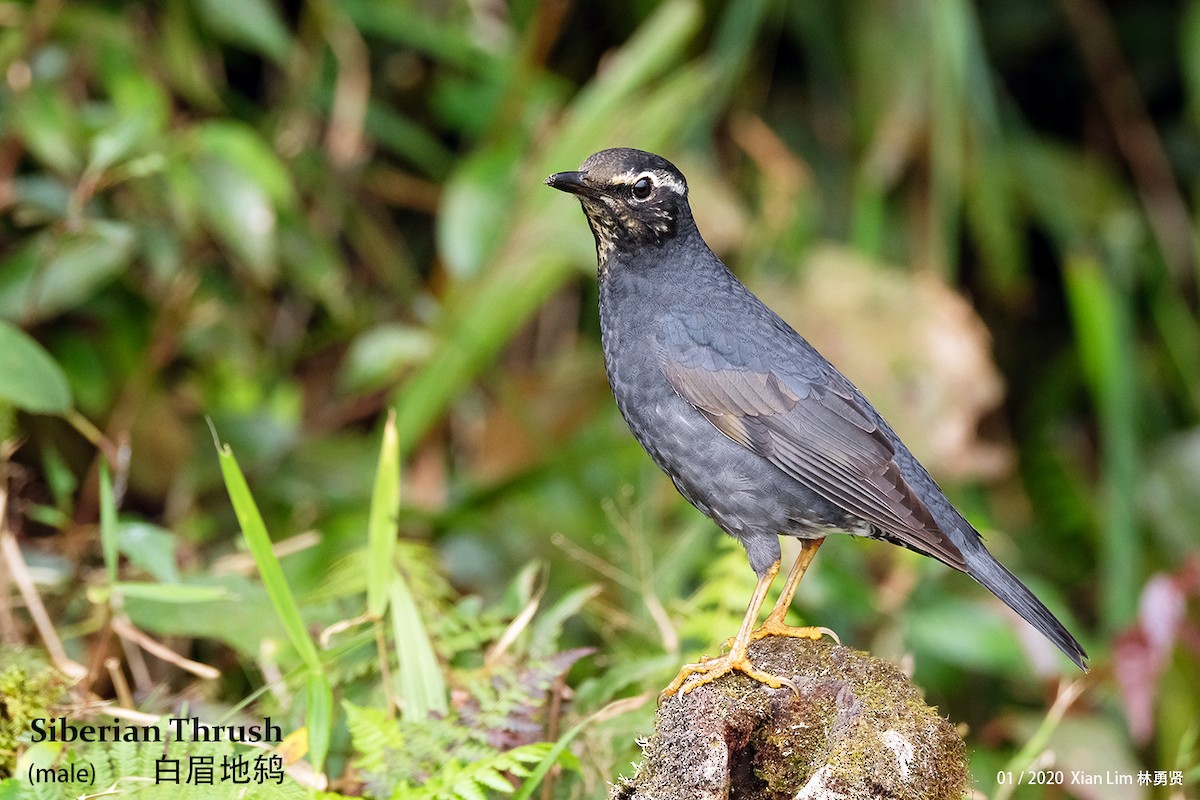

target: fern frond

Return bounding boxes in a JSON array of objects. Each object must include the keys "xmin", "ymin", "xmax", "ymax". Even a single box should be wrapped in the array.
[
  {"xmin": 407, "ymin": 743, "xmax": 557, "ymax": 800},
  {"xmin": 344, "ymin": 703, "xmax": 405, "ymax": 777}
]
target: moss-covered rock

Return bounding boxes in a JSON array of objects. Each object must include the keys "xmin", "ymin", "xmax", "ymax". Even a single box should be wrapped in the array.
[
  {"xmin": 610, "ymin": 636, "xmax": 967, "ymax": 800},
  {"xmin": 0, "ymin": 647, "xmax": 69, "ymax": 778}
]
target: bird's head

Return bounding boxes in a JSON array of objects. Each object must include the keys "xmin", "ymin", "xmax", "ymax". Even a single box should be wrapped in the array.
[{"xmin": 545, "ymin": 148, "xmax": 693, "ymax": 266}]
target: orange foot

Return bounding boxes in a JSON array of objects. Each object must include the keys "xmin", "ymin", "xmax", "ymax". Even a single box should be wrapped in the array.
[
  {"xmin": 717, "ymin": 617, "xmax": 840, "ymax": 651},
  {"xmin": 659, "ymin": 645, "xmax": 796, "ymax": 701},
  {"xmin": 750, "ymin": 619, "xmax": 840, "ymax": 644}
]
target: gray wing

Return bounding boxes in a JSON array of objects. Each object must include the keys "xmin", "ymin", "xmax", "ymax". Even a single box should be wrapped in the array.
[{"xmin": 662, "ymin": 352, "xmax": 967, "ymax": 572}]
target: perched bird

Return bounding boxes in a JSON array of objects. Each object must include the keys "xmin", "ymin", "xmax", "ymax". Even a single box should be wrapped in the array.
[{"xmin": 546, "ymin": 147, "xmax": 1087, "ymax": 695}]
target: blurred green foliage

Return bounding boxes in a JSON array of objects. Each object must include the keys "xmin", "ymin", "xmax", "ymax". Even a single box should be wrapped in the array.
[{"xmin": 1, "ymin": 0, "xmax": 1199, "ymax": 797}]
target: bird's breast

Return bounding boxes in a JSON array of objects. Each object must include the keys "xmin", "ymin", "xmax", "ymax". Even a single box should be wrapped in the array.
[{"xmin": 599, "ymin": 280, "xmax": 696, "ymax": 452}]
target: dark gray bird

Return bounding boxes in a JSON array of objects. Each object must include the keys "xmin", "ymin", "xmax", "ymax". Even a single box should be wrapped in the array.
[{"xmin": 546, "ymin": 147, "xmax": 1087, "ymax": 696}]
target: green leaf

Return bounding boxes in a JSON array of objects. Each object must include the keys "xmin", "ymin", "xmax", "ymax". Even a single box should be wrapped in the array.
[
  {"xmin": 10, "ymin": 83, "xmax": 82, "ymax": 174},
  {"xmin": 1183, "ymin": 1, "xmax": 1200, "ymax": 126},
  {"xmin": 117, "ymin": 522, "xmax": 181, "ymax": 584},
  {"xmin": 367, "ymin": 412, "xmax": 400, "ymax": 617},
  {"xmin": 904, "ymin": 598, "xmax": 1028, "ymax": 673},
  {"xmin": 389, "ymin": 573, "xmax": 448, "ymax": 720},
  {"xmin": 453, "ymin": 776, "xmax": 489, "ymax": 800},
  {"xmin": 1015, "ymin": 138, "xmax": 1129, "ymax": 243},
  {"xmin": 964, "ymin": 147, "xmax": 1024, "ymax": 294},
  {"xmin": 87, "ymin": 113, "xmax": 156, "ymax": 175},
  {"xmin": 0, "ymin": 775, "xmax": 31, "ymax": 800},
  {"xmin": 305, "ymin": 672, "xmax": 333, "ymax": 772},
  {"xmin": 10, "ymin": 174, "xmax": 72, "ymax": 222},
  {"xmin": 192, "ymin": 121, "xmax": 296, "ymax": 207},
  {"xmin": 112, "ymin": 582, "xmax": 234, "ymax": 603},
  {"xmin": 97, "ymin": 40, "xmax": 172, "ymax": 130},
  {"xmin": 190, "ymin": 121, "xmax": 296, "ymax": 282},
  {"xmin": 342, "ymin": 0, "xmax": 484, "ymax": 68},
  {"xmin": 0, "ymin": 221, "xmax": 135, "ymax": 323},
  {"xmin": 474, "ymin": 767, "xmax": 516, "ymax": 793},
  {"xmin": 214, "ymin": 437, "xmax": 322, "ymax": 670},
  {"xmin": 343, "ymin": 701, "xmax": 406, "ymax": 775},
  {"xmin": 529, "ymin": 583, "xmax": 602, "ymax": 658},
  {"xmin": 1064, "ymin": 253, "xmax": 1140, "ymax": 629},
  {"xmin": 195, "ymin": 0, "xmax": 292, "ymax": 64},
  {"xmin": 338, "ymin": 324, "xmax": 433, "ymax": 394},
  {"xmin": 122, "ymin": 574, "xmax": 281, "ymax": 658},
  {"xmin": 363, "ymin": 102, "xmax": 455, "ymax": 177},
  {"xmin": 509, "ymin": 733, "xmax": 585, "ymax": 800},
  {"xmin": 0, "ymin": 321, "xmax": 72, "ymax": 413},
  {"xmin": 194, "ymin": 153, "xmax": 278, "ymax": 281},
  {"xmin": 161, "ymin": 0, "xmax": 224, "ymax": 108},
  {"xmin": 437, "ymin": 146, "xmax": 520, "ymax": 279},
  {"xmin": 99, "ymin": 461, "xmax": 118, "ymax": 585},
  {"xmin": 279, "ymin": 221, "xmax": 353, "ymax": 321},
  {"xmin": 40, "ymin": 446, "xmax": 77, "ymax": 510},
  {"xmin": 391, "ymin": 0, "xmax": 706, "ymax": 455}
]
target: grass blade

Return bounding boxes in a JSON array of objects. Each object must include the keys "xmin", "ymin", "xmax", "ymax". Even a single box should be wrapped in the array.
[
  {"xmin": 214, "ymin": 435, "xmax": 333, "ymax": 771},
  {"xmin": 1063, "ymin": 253, "xmax": 1140, "ymax": 628},
  {"xmin": 388, "ymin": 572, "xmax": 447, "ymax": 720},
  {"xmin": 215, "ymin": 441, "xmax": 322, "ymax": 670},
  {"xmin": 368, "ymin": 410, "xmax": 401, "ymax": 618},
  {"xmin": 99, "ymin": 460, "xmax": 118, "ymax": 586},
  {"xmin": 305, "ymin": 672, "xmax": 333, "ymax": 773},
  {"xmin": 391, "ymin": 0, "xmax": 705, "ymax": 455}
]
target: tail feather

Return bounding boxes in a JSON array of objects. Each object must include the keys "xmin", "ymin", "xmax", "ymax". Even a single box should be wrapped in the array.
[{"xmin": 962, "ymin": 544, "xmax": 1088, "ymax": 671}]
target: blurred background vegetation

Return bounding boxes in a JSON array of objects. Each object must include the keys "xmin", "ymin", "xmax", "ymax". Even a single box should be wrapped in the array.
[{"xmin": 1, "ymin": 0, "xmax": 1199, "ymax": 797}]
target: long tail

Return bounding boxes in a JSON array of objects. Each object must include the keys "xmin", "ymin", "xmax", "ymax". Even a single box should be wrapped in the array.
[{"xmin": 961, "ymin": 542, "xmax": 1088, "ymax": 671}]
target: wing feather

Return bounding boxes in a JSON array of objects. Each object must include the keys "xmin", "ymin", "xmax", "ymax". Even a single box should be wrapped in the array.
[{"xmin": 664, "ymin": 357, "xmax": 966, "ymax": 570}]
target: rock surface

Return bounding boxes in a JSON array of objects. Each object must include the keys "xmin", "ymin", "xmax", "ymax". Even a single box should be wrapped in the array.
[{"xmin": 610, "ymin": 636, "xmax": 967, "ymax": 800}]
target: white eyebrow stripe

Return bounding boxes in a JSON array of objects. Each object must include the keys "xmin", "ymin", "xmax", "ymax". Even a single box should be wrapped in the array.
[
  {"xmin": 654, "ymin": 172, "xmax": 686, "ymax": 195},
  {"xmin": 609, "ymin": 170, "xmax": 687, "ymax": 195}
]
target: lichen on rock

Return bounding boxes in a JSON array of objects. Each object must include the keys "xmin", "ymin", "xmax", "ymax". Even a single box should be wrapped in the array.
[{"xmin": 610, "ymin": 636, "xmax": 967, "ymax": 800}]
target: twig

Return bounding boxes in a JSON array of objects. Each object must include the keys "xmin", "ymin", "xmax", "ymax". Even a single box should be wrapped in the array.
[
  {"xmin": 110, "ymin": 614, "xmax": 220, "ymax": 680},
  {"xmin": 0, "ymin": 485, "xmax": 86, "ymax": 678},
  {"xmin": 104, "ymin": 657, "xmax": 134, "ymax": 708}
]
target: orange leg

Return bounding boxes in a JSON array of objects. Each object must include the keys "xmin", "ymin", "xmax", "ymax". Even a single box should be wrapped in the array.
[
  {"xmin": 660, "ymin": 538, "xmax": 837, "ymax": 701},
  {"xmin": 660, "ymin": 558, "xmax": 790, "ymax": 700},
  {"xmin": 750, "ymin": 537, "xmax": 837, "ymax": 642}
]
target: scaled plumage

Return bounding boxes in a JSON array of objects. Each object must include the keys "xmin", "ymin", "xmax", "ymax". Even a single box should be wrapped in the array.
[{"xmin": 546, "ymin": 148, "xmax": 1087, "ymax": 690}]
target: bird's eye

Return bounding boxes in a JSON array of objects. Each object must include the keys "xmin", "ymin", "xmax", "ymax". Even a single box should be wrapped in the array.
[{"xmin": 631, "ymin": 176, "xmax": 653, "ymax": 200}]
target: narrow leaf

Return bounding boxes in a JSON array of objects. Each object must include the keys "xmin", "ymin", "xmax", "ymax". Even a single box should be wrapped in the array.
[
  {"xmin": 305, "ymin": 672, "xmax": 333, "ymax": 772},
  {"xmin": 1064, "ymin": 254, "xmax": 1140, "ymax": 629},
  {"xmin": 215, "ymin": 440, "xmax": 321, "ymax": 670},
  {"xmin": 367, "ymin": 410, "xmax": 401, "ymax": 617},
  {"xmin": 0, "ymin": 222, "xmax": 134, "ymax": 323},
  {"xmin": 389, "ymin": 573, "xmax": 447, "ymax": 720},
  {"xmin": 0, "ymin": 321, "xmax": 72, "ymax": 413},
  {"xmin": 112, "ymin": 582, "xmax": 234, "ymax": 603},
  {"xmin": 99, "ymin": 461, "xmax": 118, "ymax": 586}
]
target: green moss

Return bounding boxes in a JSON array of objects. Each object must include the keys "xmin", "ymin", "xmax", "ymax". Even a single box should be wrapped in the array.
[
  {"xmin": 612, "ymin": 637, "xmax": 968, "ymax": 799},
  {"xmin": 0, "ymin": 647, "xmax": 70, "ymax": 778}
]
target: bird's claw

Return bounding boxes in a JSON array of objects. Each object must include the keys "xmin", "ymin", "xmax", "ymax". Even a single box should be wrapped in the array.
[
  {"xmin": 658, "ymin": 651, "xmax": 799, "ymax": 703},
  {"xmin": 719, "ymin": 625, "xmax": 838, "ymax": 650},
  {"xmin": 749, "ymin": 623, "xmax": 840, "ymax": 645}
]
